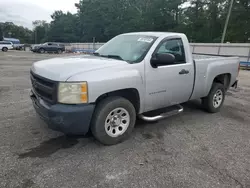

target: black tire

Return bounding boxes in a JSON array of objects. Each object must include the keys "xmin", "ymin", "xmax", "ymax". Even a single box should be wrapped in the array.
[
  {"xmin": 39, "ymin": 48, "xmax": 45, "ymax": 53},
  {"xmin": 57, "ymin": 49, "xmax": 62, "ymax": 54},
  {"xmin": 202, "ymin": 83, "xmax": 225, "ymax": 113},
  {"xmin": 91, "ymin": 96, "xmax": 136, "ymax": 145},
  {"xmin": 2, "ymin": 47, "xmax": 8, "ymax": 52}
]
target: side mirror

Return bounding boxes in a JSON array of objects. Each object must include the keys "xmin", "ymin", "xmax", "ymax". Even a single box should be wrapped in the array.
[{"xmin": 151, "ymin": 53, "xmax": 175, "ymax": 68}]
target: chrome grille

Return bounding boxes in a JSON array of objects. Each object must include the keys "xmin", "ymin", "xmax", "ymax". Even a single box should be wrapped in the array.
[{"xmin": 30, "ymin": 71, "xmax": 57, "ymax": 103}]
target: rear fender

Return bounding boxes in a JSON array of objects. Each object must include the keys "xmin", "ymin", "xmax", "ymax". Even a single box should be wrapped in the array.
[{"xmin": 205, "ymin": 59, "xmax": 238, "ymax": 96}]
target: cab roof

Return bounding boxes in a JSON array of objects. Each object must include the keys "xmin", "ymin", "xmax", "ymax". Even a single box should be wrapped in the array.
[{"xmin": 122, "ymin": 32, "xmax": 185, "ymax": 37}]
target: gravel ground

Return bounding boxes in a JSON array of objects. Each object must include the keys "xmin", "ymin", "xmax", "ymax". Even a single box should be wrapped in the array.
[{"xmin": 0, "ymin": 51, "xmax": 250, "ymax": 188}]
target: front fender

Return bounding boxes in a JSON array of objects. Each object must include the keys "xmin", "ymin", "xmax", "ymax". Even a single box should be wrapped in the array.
[{"xmin": 67, "ymin": 65, "xmax": 145, "ymax": 113}]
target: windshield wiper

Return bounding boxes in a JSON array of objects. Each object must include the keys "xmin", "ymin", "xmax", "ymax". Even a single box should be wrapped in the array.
[
  {"xmin": 93, "ymin": 53, "xmax": 124, "ymax": 61},
  {"xmin": 102, "ymin": 55, "xmax": 124, "ymax": 60}
]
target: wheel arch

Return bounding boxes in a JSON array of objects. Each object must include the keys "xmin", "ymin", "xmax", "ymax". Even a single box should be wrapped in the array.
[
  {"xmin": 95, "ymin": 88, "xmax": 141, "ymax": 114},
  {"xmin": 212, "ymin": 73, "xmax": 231, "ymax": 91},
  {"xmin": 201, "ymin": 73, "xmax": 231, "ymax": 100},
  {"xmin": 39, "ymin": 48, "xmax": 45, "ymax": 52},
  {"xmin": 2, "ymin": 47, "xmax": 8, "ymax": 51}
]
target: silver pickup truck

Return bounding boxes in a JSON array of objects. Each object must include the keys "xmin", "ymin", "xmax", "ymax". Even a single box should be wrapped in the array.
[{"xmin": 30, "ymin": 32, "xmax": 239, "ymax": 145}]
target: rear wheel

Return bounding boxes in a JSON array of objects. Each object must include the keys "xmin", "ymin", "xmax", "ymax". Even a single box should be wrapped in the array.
[
  {"xmin": 91, "ymin": 97, "xmax": 136, "ymax": 145},
  {"xmin": 57, "ymin": 49, "xmax": 62, "ymax": 54},
  {"xmin": 2, "ymin": 47, "xmax": 8, "ymax": 52},
  {"xmin": 202, "ymin": 83, "xmax": 225, "ymax": 113}
]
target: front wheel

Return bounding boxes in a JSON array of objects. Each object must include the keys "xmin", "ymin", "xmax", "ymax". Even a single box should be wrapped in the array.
[
  {"xmin": 39, "ymin": 48, "xmax": 45, "ymax": 53},
  {"xmin": 91, "ymin": 97, "xmax": 136, "ymax": 145},
  {"xmin": 202, "ymin": 83, "xmax": 225, "ymax": 113},
  {"xmin": 2, "ymin": 47, "xmax": 8, "ymax": 52}
]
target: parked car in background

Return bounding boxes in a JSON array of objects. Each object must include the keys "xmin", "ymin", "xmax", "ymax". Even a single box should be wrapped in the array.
[
  {"xmin": 0, "ymin": 41, "xmax": 14, "ymax": 52},
  {"xmin": 3, "ymin": 37, "xmax": 21, "ymax": 50},
  {"xmin": 14, "ymin": 44, "xmax": 25, "ymax": 50},
  {"xmin": 31, "ymin": 42, "xmax": 65, "ymax": 54}
]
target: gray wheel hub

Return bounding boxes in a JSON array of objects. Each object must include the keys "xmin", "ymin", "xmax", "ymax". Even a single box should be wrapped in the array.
[
  {"xmin": 105, "ymin": 108, "xmax": 130, "ymax": 138},
  {"xmin": 213, "ymin": 89, "xmax": 223, "ymax": 108}
]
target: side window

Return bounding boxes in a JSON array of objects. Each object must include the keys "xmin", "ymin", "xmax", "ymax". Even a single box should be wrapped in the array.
[
  {"xmin": 156, "ymin": 38, "xmax": 186, "ymax": 63},
  {"xmin": 0, "ymin": 42, "xmax": 11, "ymax": 45},
  {"xmin": 47, "ymin": 43, "xmax": 52, "ymax": 46}
]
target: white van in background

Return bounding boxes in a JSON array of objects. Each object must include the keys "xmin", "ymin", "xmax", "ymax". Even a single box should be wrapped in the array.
[{"xmin": 0, "ymin": 41, "xmax": 14, "ymax": 52}]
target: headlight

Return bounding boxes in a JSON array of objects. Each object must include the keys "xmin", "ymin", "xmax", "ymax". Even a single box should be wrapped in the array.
[{"xmin": 58, "ymin": 82, "xmax": 88, "ymax": 104}]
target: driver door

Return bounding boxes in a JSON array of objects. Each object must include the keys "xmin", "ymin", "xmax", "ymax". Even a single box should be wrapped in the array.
[
  {"xmin": 144, "ymin": 38, "xmax": 194, "ymax": 112},
  {"xmin": 46, "ymin": 43, "xmax": 53, "ymax": 52}
]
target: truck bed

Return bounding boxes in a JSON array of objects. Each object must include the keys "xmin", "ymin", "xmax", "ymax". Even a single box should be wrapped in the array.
[
  {"xmin": 190, "ymin": 53, "xmax": 239, "ymax": 100},
  {"xmin": 193, "ymin": 53, "xmax": 237, "ymax": 60}
]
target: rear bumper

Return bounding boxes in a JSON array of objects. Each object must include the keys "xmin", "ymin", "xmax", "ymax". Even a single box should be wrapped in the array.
[{"xmin": 30, "ymin": 91, "xmax": 95, "ymax": 135}]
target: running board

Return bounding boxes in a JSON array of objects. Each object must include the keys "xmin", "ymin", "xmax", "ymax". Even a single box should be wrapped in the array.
[{"xmin": 138, "ymin": 104, "xmax": 184, "ymax": 122}]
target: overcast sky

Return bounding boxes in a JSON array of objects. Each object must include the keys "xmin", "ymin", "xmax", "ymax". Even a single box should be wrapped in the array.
[{"xmin": 0, "ymin": 0, "xmax": 79, "ymax": 29}]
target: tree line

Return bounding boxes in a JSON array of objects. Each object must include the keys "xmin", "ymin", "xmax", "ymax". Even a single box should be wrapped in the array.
[{"xmin": 1, "ymin": 0, "xmax": 249, "ymax": 44}]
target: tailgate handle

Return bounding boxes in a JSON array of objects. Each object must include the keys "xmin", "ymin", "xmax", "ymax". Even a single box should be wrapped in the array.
[{"xmin": 179, "ymin": 69, "xmax": 189, "ymax": 75}]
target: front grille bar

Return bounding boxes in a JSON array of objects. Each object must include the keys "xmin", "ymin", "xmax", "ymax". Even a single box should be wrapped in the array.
[{"xmin": 30, "ymin": 71, "xmax": 57, "ymax": 104}]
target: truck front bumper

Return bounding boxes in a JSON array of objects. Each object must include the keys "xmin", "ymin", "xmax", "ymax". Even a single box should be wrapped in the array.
[{"xmin": 30, "ymin": 91, "xmax": 95, "ymax": 135}]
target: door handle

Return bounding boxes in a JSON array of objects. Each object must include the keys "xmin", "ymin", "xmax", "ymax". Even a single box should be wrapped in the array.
[{"xmin": 179, "ymin": 69, "xmax": 189, "ymax": 75}]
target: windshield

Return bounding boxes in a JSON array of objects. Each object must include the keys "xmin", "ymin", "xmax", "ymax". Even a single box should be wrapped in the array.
[{"xmin": 96, "ymin": 35, "xmax": 157, "ymax": 63}]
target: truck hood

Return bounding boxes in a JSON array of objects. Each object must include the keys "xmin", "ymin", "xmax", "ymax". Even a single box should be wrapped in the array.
[{"xmin": 31, "ymin": 55, "xmax": 128, "ymax": 81}]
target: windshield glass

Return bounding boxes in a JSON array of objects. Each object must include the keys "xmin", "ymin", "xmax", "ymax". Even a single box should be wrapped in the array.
[{"xmin": 96, "ymin": 35, "xmax": 157, "ymax": 63}]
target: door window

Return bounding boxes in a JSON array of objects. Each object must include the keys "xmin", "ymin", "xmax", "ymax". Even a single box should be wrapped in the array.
[
  {"xmin": 0, "ymin": 41, "xmax": 11, "ymax": 45},
  {"xmin": 156, "ymin": 38, "xmax": 186, "ymax": 64}
]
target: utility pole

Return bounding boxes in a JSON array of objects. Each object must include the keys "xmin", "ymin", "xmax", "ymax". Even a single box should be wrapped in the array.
[
  {"xmin": 221, "ymin": 0, "xmax": 234, "ymax": 43},
  {"xmin": 35, "ymin": 29, "xmax": 37, "ymax": 44},
  {"xmin": 93, "ymin": 37, "xmax": 96, "ymax": 51}
]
